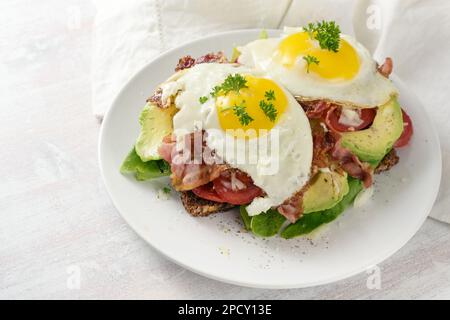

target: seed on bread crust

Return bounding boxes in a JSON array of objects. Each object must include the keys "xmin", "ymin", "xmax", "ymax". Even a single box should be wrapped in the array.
[{"xmin": 375, "ymin": 149, "xmax": 399, "ymax": 174}]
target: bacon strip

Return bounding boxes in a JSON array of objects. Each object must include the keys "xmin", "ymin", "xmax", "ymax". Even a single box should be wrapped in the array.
[
  {"xmin": 174, "ymin": 56, "xmax": 196, "ymax": 72},
  {"xmin": 378, "ymin": 57, "xmax": 393, "ymax": 78},
  {"xmin": 175, "ymin": 52, "xmax": 228, "ymax": 72},
  {"xmin": 158, "ymin": 132, "xmax": 229, "ymax": 191},
  {"xmin": 277, "ymin": 185, "xmax": 309, "ymax": 223},
  {"xmin": 147, "ymin": 88, "xmax": 164, "ymax": 108},
  {"xmin": 300, "ymin": 100, "xmax": 332, "ymax": 119},
  {"xmin": 332, "ymin": 141, "xmax": 373, "ymax": 188},
  {"xmin": 195, "ymin": 52, "xmax": 228, "ymax": 65},
  {"xmin": 311, "ymin": 121, "xmax": 338, "ymax": 170}
]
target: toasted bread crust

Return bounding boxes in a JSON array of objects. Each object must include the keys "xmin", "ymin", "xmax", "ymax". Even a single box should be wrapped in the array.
[
  {"xmin": 179, "ymin": 191, "xmax": 236, "ymax": 217},
  {"xmin": 375, "ymin": 149, "xmax": 399, "ymax": 174}
]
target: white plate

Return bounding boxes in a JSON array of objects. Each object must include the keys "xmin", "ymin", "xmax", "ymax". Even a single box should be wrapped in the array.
[{"xmin": 99, "ymin": 29, "xmax": 442, "ymax": 289}]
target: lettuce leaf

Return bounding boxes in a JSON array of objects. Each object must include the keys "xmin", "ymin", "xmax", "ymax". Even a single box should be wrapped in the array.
[
  {"xmin": 239, "ymin": 206, "xmax": 252, "ymax": 231},
  {"xmin": 251, "ymin": 209, "xmax": 286, "ymax": 237},
  {"xmin": 239, "ymin": 206, "xmax": 286, "ymax": 237},
  {"xmin": 120, "ymin": 147, "xmax": 170, "ymax": 181}
]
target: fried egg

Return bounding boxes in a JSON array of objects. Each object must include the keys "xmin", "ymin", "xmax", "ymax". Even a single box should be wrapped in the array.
[
  {"xmin": 159, "ymin": 63, "xmax": 313, "ymax": 215},
  {"xmin": 238, "ymin": 27, "xmax": 398, "ymax": 108}
]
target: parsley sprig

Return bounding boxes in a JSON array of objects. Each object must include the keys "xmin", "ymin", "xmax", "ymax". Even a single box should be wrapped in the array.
[
  {"xmin": 303, "ymin": 55, "xmax": 320, "ymax": 73},
  {"xmin": 199, "ymin": 96, "xmax": 208, "ymax": 104},
  {"xmin": 258, "ymin": 90, "xmax": 278, "ymax": 122},
  {"xmin": 211, "ymin": 74, "xmax": 248, "ymax": 97},
  {"xmin": 259, "ymin": 100, "xmax": 277, "ymax": 122},
  {"xmin": 303, "ymin": 20, "xmax": 341, "ymax": 52},
  {"xmin": 264, "ymin": 90, "xmax": 275, "ymax": 101},
  {"xmin": 232, "ymin": 103, "xmax": 254, "ymax": 126}
]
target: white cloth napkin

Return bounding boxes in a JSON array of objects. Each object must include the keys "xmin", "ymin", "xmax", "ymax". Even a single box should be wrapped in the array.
[{"xmin": 92, "ymin": 0, "xmax": 450, "ymax": 223}]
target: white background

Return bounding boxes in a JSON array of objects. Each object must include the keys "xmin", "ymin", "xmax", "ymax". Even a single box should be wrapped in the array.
[{"xmin": 1, "ymin": 0, "xmax": 450, "ymax": 299}]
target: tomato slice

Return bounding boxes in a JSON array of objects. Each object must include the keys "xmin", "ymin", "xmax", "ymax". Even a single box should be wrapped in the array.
[
  {"xmin": 325, "ymin": 107, "xmax": 376, "ymax": 132},
  {"xmin": 192, "ymin": 182, "xmax": 225, "ymax": 203},
  {"xmin": 213, "ymin": 171, "xmax": 263, "ymax": 205},
  {"xmin": 394, "ymin": 109, "xmax": 413, "ymax": 148}
]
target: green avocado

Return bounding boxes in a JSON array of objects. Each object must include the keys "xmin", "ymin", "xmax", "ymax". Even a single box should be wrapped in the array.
[
  {"xmin": 340, "ymin": 97, "xmax": 403, "ymax": 163},
  {"xmin": 135, "ymin": 103, "xmax": 177, "ymax": 161},
  {"xmin": 303, "ymin": 170, "xmax": 349, "ymax": 214}
]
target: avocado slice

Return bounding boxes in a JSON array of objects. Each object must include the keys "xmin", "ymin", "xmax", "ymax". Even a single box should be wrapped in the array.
[
  {"xmin": 340, "ymin": 97, "xmax": 403, "ymax": 163},
  {"xmin": 303, "ymin": 171, "xmax": 349, "ymax": 214},
  {"xmin": 135, "ymin": 103, "xmax": 177, "ymax": 161}
]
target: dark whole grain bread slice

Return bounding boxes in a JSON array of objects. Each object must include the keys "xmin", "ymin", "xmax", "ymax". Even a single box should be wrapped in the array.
[
  {"xmin": 179, "ymin": 191, "xmax": 236, "ymax": 217},
  {"xmin": 375, "ymin": 148, "xmax": 399, "ymax": 174}
]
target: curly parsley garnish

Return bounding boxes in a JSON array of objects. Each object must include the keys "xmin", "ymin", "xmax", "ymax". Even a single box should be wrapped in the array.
[
  {"xmin": 210, "ymin": 74, "xmax": 248, "ymax": 97},
  {"xmin": 303, "ymin": 20, "xmax": 341, "ymax": 52},
  {"xmin": 259, "ymin": 90, "xmax": 278, "ymax": 122},
  {"xmin": 303, "ymin": 55, "xmax": 320, "ymax": 73},
  {"xmin": 264, "ymin": 90, "xmax": 276, "ymax": 101},
  {"xmin": 199, "ymin": 96, "xmax": 208, "ymax": 104},
  {"xmin": 210, "ymin": 86, "xmax": 221, "ymax": 98},
  {"xmin": 232, "ymin": 103, "xmax": 254, "ymax": 126},
  {"xmin": 259, "ymin": 100, "xmax": 277, "ymax": 122}
]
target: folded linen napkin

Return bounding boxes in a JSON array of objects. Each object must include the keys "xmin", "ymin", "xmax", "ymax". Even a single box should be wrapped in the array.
[{"xmin": 92, "ymin": 0, "xmax": 449, "ymax": 223}]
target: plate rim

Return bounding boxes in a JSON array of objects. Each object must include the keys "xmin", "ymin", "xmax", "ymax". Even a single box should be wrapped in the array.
[{"xmin": 98, "ymin": 29, "xmax": 442, "ymax": 289}]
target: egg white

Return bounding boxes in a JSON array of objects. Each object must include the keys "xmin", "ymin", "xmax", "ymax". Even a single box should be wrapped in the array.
[
  {"xmin": 160, "ymin": 63, "xmax": 313, "ymax": 215},
  {"xmin": 238, "ymin": 27, "xmax": 398, "ymax": 108}
]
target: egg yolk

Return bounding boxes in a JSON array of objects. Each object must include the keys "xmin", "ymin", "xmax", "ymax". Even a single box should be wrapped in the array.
[
  {"xmin": 274, "ymin": 31, "xmax": 360, "ymax": 80},
  {"xmin": 215, "ymin": 75, "xmax": 287, "ymax": 138}
]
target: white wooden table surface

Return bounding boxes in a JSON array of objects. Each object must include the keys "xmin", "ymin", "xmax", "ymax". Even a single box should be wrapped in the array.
[{"xmin": 1, "ymin": 0, "xmax": 450, "ymax": 300}]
